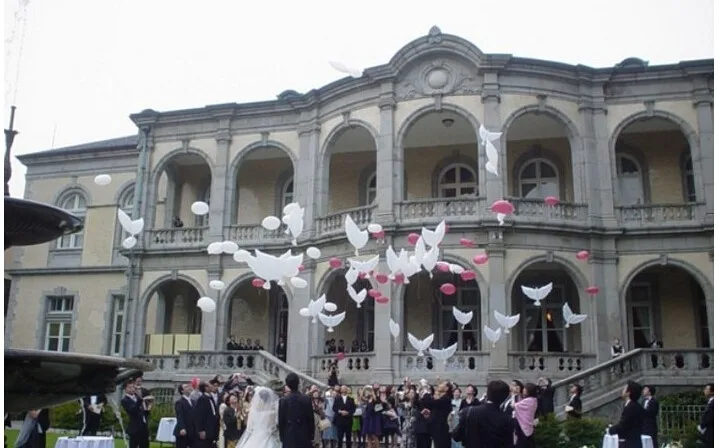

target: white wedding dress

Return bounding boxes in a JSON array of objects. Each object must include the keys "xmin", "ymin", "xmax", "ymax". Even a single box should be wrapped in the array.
[{"xmin": 237, "ymin": 387, "xmax": 281, "ymax": 448}]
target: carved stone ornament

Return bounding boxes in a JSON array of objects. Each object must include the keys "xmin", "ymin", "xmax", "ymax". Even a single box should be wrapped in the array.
[
  {"xmin": 428, "ymin": 26, "xmax": 442, "ymax": 45},
  {"xmin": 397, "ymin": 60, "xmax": 482, "ymax": 100}
]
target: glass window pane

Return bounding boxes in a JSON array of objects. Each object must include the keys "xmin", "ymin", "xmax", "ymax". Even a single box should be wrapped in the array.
[
  {"xmin": 546, "ymin": 329, "xmax": 565, "ymax": 352},
  {"xmin": 539, "ymin": 162, "xmax": 556, "ymax": 178},
  {"xmin": 619, "ymin": 176, "xmax": 643, "ymax": 205},
  {"xmin": 74, "ymin": 234, "xmax": 84, "ymax": 248},
  {"xmin": 460, "ymin": 187, "xmax": 476, "ymax": 196},
  {"xmin": 442, "ymin": 311, "xmax": 456, "ymax": 329},
  {"xmin": 115, "ymin": 315, "xmax": 124, "ymax": 332},
  {"xmin": 62, "ymin": 323, "xmax": 72, "ymax": 336},
  {"xmin": 619, "ymin": 156, "xmax": 639, "ymax": 174},
  {"xmin": 632, "ymin": 306, "xmax": 651, "ymax": 328},
  {"xmin": 539, "ymin": 180, "xmax": 559, "ymax": 198},
  {"xmin": 520, "ymin": 163, "xmax": 536, "ymax": 179},
  {"xmin": 460, "ymin": 289, "xmax": 479, "ymax": 305},
  {"xmin": 47, "ymin": 338, "xmax": 59, "ymax": 351},
  {"xmin": 441, "ymin": 189, "xmax": 457, "ymax": 198},
  {"xmin": 48, "ymin": 323, "xmax": 60, "ymax": 337},
  {"xmin": 459, "ymin": 167, "xmax": 474, "ymax": 183},
  {"xmin": 113, "ymin": 336, "xmax": 121, "ymax": 354},
  {"xmin": 443, "ymin": 168, "xmax": 456, "ymax": 183},
  {"xmin": 521, "ymin": 183, "xmax": 538, "ymax": 198},
  {"xmin": 61, "ymin": 338, "xmax": 70, "ymax": 352},
  {"xmin": 368, "ymin": 175, "xmax": 376, "ymax": 188}
]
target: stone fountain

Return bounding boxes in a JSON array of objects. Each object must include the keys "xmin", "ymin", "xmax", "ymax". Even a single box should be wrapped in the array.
[{"xmin": 4, "ymin": 106, "xmax": 153, "ymax": 411}]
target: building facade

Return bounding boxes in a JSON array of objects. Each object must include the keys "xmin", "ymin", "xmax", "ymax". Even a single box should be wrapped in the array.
[{"xmin": 6, "ymin": 27, "xmax": 714, "ymax": 388}]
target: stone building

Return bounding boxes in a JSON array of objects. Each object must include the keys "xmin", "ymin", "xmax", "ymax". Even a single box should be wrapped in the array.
[{"xmin": 5, "ymin": 27, "xmax": 713, "ymax": 406}]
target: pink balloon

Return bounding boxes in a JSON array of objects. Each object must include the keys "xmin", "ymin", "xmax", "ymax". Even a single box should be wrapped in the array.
[
  {"xmin": 297, "ymin": 264, "xmax": 305, "ymax": 272},
  {"xmin": 576, "ymin": 250, "xmax": 590, "ymax": 261},
  {"xmin": 472, "ymin": 254, "xmax": 489, "ymax": 265},
  {"xmin": 436, "ymin": 262, "xmax": 450, "ymax": 272},
  {"xmin": 439, "ymin": 283, "xmax": 457, "ymax": 295},
  {"xmin": 251, "ymin": 278, "xmax": 264, "ymax": 288},
  {"xmin": 368, "ymin": 289, "xmax": 382, "ymax": 298},
  {"xmin": 460, "ymin": 271, "xmax": 476, "ymax": 281},
  {"xmin": 460, "ymin": 238, "xmax": 475, "ymax": 248},
  {"xmin": 372, "ymin": 230, "xmax": 385, "ymax": 239},
  {"xmin": 375, "ymin": 296, "xmax": 390, "ymax": 304},
  {"xmin": 329, "ymin": 257, "xmax": 343, "ymax": 269},
  {"xmin": 407, "ymin": 233, "xmax": 420, "ymax": 245},
  {"xmin": 393, "ymin": 273, "xmax": 405, "ymax": 284},
  {"xmin": 375, "ymin": 273, "xmax": 389, "ymax": 284},
  {"xmin": 544, "ymin": 196, "xmax": 560, "ymax": 206},
  {"xmin": 585, "ymin": 286, "xmax": 600, "ymax": 295},
  {"xmin": 491, "ymin": 199, "xmax": 515, "ymax": 215}
]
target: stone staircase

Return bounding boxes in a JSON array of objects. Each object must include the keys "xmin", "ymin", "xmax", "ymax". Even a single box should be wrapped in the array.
[
  {"xmin": 139, "ymin": 350, "xmax": 327, "ymax": 391},
  {"xmin": 552, "ymin": 348, "xmax": 713, "ymax": 422}
]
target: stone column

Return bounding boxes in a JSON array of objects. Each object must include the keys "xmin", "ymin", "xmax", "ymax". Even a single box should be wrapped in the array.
[
  {"xmin": 287, "ymin": 267, "xmax": 313, "ymax": 375},
  {"xmin": 695, "ymin": 99, "xmax": 713, "ymax": 222},
  {"xmin": 390, "ymin": 279, "xmax": 404, "ymax": 374},
  {"xmin": 200, "ymin": 269, "xmax": 221, "ymax": 350},
  {"xmin": 486, "ymin": 246, "xmax": 508, "ymax": 375},
  {"xmin": 592, "ymin": 247, "xmax": 621, "ymax": 363},
  {"xmin": 209, "ymin": 132, "xmax": 232, "ymax": 240},
  {"xmin": 372, "ymin": 261, "xmax": 394, "ymax": 384},
  {"xmin": 297, "ymin": 119, "xmax": 321, "ymax": 235},
  {"xmin": 127, "ymin": 269, "xmax": 143, "ymax": 356},
  {"xmin": 482, "ymin": 74, "xmax": 504, "ymax": 201},
  {"xmin": 376, "ymin": 87, "xmax": 397, "ymax": 223}
]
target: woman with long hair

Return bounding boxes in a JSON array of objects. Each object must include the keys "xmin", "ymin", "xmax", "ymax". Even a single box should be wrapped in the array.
[
  {"xmin": 322, "ymin": 389, "xmax": 338, "ymax": 448},
  {"xmin": 310, "ymin": 389, "xmax": 325, "ymax": 448},
  {"xmin": 222, "ymin": 394, "xmax": 242, "ymax": 448},
  {"xmin": 362, "ymin": 386, "xmax": 383, "ymax": 448},
  {"xmin": 399, "ymin": 387, "xmax": 418, "ymax": 448},
  {"xmin": 512, "ymin": 383, "xmax": 539, "ymax": 448},
  {"xmin": 380, "ymin": 387, "xmax": 400, "ymax": 448}
]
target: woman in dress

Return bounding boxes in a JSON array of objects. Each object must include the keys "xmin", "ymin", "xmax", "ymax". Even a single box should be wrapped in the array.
[
  {"xmin": 449, "ymin": 387, "xmax": 463, "ymax": 448},
  {"xmin": 512, "ymin": 383, "xmax": 539, "ymax": 448},
  {"xmin": 380, "ymin": 388, "xmax": 399, "ymax": 447},
  {"xmin": 236, "ymin": 387, "xmax": 281, "ymax": 448},
  {"xmin": 322, "ymin": 389, "xmax": 338, "ymax": 448},
  {"xmin": 399, "ymin": 388, "xmax": 418, "ymax": 448},
  {"xmin": 310, "ymin": 389, "xmax": 325, "ymax": 447},
  {"xmin": 218, "ymin": 392, "xmax": 229, "ymax": 448},
  {"xmin": 352, "ymin": 388, "xmax": 365, "ymax": 447},
  {"xmin": 362, "ymin": 386, "xmax": 383, "ymax": 448}
]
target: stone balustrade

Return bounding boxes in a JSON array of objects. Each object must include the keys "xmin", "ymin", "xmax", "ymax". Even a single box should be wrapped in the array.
[
  {"xmin": 316, "ymin": 205, "xmax": 376, "ymax": 236},
  {"xmin": 397, "ymin": 351, "xmax": 489, "ymax": 377},
  {"xmin": 312, "ymin": 353, "xmax": 375, "ymax": 385},
  {"xmin": 146, "ymin": 227, "xmax": 207, "ymax": 250},
  {"xmin": 225, "ymin": 224, "xmax": 287, "ymax": 245},
  {"xmin": 396, "ymin": 197, "xmax": 483, "ymax": 225},
  {"xmin": 511, "ymin": 199, "xmax": 589, "ymax": 224},
  {"xmin": 616, "ymin": 203, "xmax": 704, "ymax": 226},
  {"xmin": 508, "ymin": 352, "xmax": 597, "ymax": 378}
]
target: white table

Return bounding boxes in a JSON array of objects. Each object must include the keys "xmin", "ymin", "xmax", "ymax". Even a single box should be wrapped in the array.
[
  {"xmin": 156, "ymin": 417, "xmax": 177, "ymax": 443},
  {"xmin": 55, "ymin": 437, "xmax": 114, "ymax": 448},
  {"xmin": 602, "ymin": 434, "xmax": 654, "ymax": 448}
]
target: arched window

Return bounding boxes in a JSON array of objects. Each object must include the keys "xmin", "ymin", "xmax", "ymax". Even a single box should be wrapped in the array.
[
  {"xmin": 616, "ymin": 154, "xmax": 644, "ymax": 205},
  {"xmin": 518, "ymin": 159, "xmax": 559, "ymax": 199},
  {"xmin": 521, "ymin": 284, "xmax": 568, "ymax": 352},
  {"xmin": 438, "ymin": 277, "xmax": 480, "ymax": 350},
  {"xmin": 366, "ymin": 173, "xmax": 377, "ymax": 205},
  {"xmin": 57, "ymin": 192, "xmax": 86, "ymax": 249},
  {"xmin": 438, "ymin": 163, "xmax": 477, "ymax": 198},
  {"xmin": 116, "ymin": 187, "xmax": 135, "ymax": 248},
  {"xmin": 281, "ymin": 177, "xmax": 294, "ymax": 209},
  {"xmin": 682, "ymin": 153, "xmax": 696, "ymax": 202}
]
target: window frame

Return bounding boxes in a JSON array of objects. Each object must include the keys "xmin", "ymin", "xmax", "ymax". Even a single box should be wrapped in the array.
[
  {"xmin": 616, "ymin": 153, "xmax": 645, "ymax": 206},
  {"xmin": 681, "ymin": 152, "xmax": 697, "ymax": 203},
  {"xmin": 109, "ymin": 295, "xmax": 126, "ymax": 356},
  {"xmin": 437, "ymin": 276, "xmax": 481, "ymax": 351},
  {"xmin": 366, "ymin": 173, "xmax": 377, "ymax": 205},
  {"xmin": 627, "ymin": 281, "xmax": 655, "ymax": 349},
  {"xmin": 56, "ymin": 192, "xmax": 87, "ymax": 249},
  {"xmin": 437, "ymin": 163, "xmax": 478, "ymax": 199},
  {"xmin": 517, "ymin": 158, "xmax": 560, "ymax": 200},
  {"xmin": 281, "ymin": 176, "xmax": 294, "ymax": 210},
  {"xmin": 520, "ymin": 284, "xmax": 569, "ymax": 353},
  {"xmin": 43, "ymin": 294, "xmax": 75, "ymax": 352}
]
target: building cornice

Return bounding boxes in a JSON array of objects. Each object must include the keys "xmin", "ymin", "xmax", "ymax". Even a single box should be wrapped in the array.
[{"xmin": 7, "ymin": 266, "xmax": 127, "ymax": 276}]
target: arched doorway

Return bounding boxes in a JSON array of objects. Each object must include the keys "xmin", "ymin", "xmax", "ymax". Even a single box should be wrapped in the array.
[
  {"xmin": 144, "ymin": 279, "xmax": 202, "ymax": 355},
  {"xmin": 403, "ymin": 271, "xmax": 481, "ymax": 352},
  {"xmin": 624, "ymin": 265, "xmax": 710, "ymax": 350},
  {"xmin": 153, "ymin": 153, "xmax": 212, "ymax": 229},
  {"xmin": 319, "ymin": 271, "xmax": 375, "ymax": 353},
  {"xmin": 506, "ymin": 112, "xmax": 575, "ymax": 201},
  {"xmin": 226, "ymin": 280, "xmax": 288, "ymax": 354},
  {"xmin": 511, "ymin": 262, "xmax": 582, "ymax": 353}
]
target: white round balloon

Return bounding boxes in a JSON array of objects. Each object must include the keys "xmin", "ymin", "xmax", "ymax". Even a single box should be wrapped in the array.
[
  {"xmin": 306, "ymin": 247, "xmax": 321, "ymax": 259},
  {"xmin": 233, "ymin": 249, "xmax": 251, "ymax": 263},
  {"xmin": 121, "ymin": 236, "xmax": 137, "ymax": 249},
  {"xmin": 367, "ymin": 223, "xmax": 383, "ymax": 233},
  {"xmin": 197, "ymin": 296, "xmax": 217, "ymax": 313},
  {"xmin": 191, "ymin": 201, "xmax": 210, "ymax": 215},
  {"xmin": 207, "ymin": 242, "xmax": 224, "ymax": 255},
  {"xmin": 290, "ymin": 277, "xmax": 308, "ymax": 288},
  {"xmin": 261, "ymin": 216, "xmax": 281, "ymax": 231},
  {"xmin": 221, "ymin": 241, "xmax": 239, "ymax": 254},
  {"xmin": 324, "ymin": 302, "xmax": 338, "ymax": 312},
  {"xmin": 94, "ymin": 174, "xmax": 112, "ymax": 186},
  {"xmin": 209, "ymin": 280, "xmax": 226, "ymax": 291},
  {"xmin": 299, "ymin": 307, "xmax": 311, "ymax": 317}
]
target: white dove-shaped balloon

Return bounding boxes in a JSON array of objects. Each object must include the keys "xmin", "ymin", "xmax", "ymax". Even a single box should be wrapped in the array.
[
  {"xmin": 496, "ymin": 213, "xmax": 507, "ymax": 226},
  {"xmin": 388, "ymin": 318, "xmax": 400, "ymax": 340},
  {"xmin": 281, "ymin": 202, "xmax": 304, "ymax": 246},
  {"xmin": 329, "ymin": 60, "xmax": 363, "ymax": 78},
  {"xmin": 483, "ymin": 325, "xmax": 502, "ymax": 348},
  {"xmin": 407, "ymin": 333, "xmax": 435, "ymax": 357},
  {"xmin": 493, "ymin": 310, "xmax": 521, "ymax": 334},
  {"xmin": 449, "ymin": 264, "xmax": 465, "ymax": 275},
  {"xmin": 452, "ymin": 307, "xmax": 473, "ymax": 329},
  {"xmin": 479, "ymin": 124, "xmax": 502, "ymax": 177},
  {"xmin": 246, "ymin": 250, "xmax": 285, "ymax": 289},
  {"xmin": 344, "ymin": 215, "xmax": 369, "ymax": 256},
  {"xmin": 345, "ymin": 267, "xmax": 359, "ymax": 287},
  {"xmin": 347, "ymin": 286, "xmax": 367, "ymax": 308},
  {"xmin": 521, "ymin": 282, "xmax": 554, "ymax": 306},
  {"xmin": 422, "ymin": 245, "xmax": 440, "ymax": 277},
  {"xmin": 386, "ymin": 246, "xmax": 403, "ymax": 276},
  {"xmin": 421, "ymin": 221, "xmax": 446, "ymax": 248},
  {"xmin": 562, "ymin": 303, "xmax": 587, "ymax": 328},
  {"xmin": 117, "ymin": 209, "xmax": 144, "ymax": 236},
  {"xmin": 307, "ymin": 295, "xmax": 327, "ymax": 324},
  {"xmin": 348, "ymin": 254, "xmax": 379, "ymax": 274},
  {"xmin": 318, "ymin": 311, "xmax": 346, "ymax": 332},
  {"xmin": 429, "ymin": 343, "xmax": 458, "ymax": 365}
]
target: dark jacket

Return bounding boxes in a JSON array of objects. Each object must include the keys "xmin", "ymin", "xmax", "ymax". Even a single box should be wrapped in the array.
[
  {"xmin": 566, "ymin": 395, "xmax": 583, "ymax": 419},
  {"xmin": 194, "ymin": 393, "xmax": 219, "ymax": 442},
  {"xmin": 423, "ymin": 394, "xmax": 453, "ymax": 448},
  {"xmin": 174, "ymin": 396, "xmax": 195, "ymax": 439},
  {"xmin": 332, "ymin": 395, "xmax": 356, "ymax": 429},
  {"xmin": 641, "ymin": 397, "xmax": 659, "ymax": 437},
  {"xmin": 222, "ymin": 406, "xmax": 241, "ymax": 442},
  {"xmin": 121, "ymin": 394, "xmax": 148, "ymax": 436},
  {"xmin": 459, "ymin": 397, "xmax": 480, "ymax": 411},
  {"xmin": 452, "ymin": 402, "xmax": 514, "ymax": 448},
  {"xmin": 700, "ymin": 398, "xmax": 714, "ymax": 444},
  {"xmin": 413, "ymin": 394, "xmax": 433, "ymax": 436},
  {"xmin": 278, "ymin": 391, "xmax": 315, "ymax": 448},
  {"xmin": 608, "ymin": 400, "xmax": 644, "ymax": 448}
]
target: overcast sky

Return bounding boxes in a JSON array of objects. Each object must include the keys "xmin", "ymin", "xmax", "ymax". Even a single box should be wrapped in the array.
[{"xmin": 3, "ymin": 0, "xmax": 714, "ymax": 197}]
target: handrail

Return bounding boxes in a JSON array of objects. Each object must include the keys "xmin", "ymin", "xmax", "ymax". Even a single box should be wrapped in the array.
[
  {"xmin": 256, "ymin": 350, "xmax": 328, "ymax": 389},
  {"xmin": 552, "ymin": 348, "xmax": 643, "ymax": 389}
]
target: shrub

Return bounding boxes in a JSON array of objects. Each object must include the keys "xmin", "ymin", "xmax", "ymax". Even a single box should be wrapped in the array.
[
  {"xmin": 661, "ymin": 391, "xmax": 706, "ymax": 407},
  {"xmin": 534, "ymin": 414, "xmax": 565, "ymax": 448},
  {"xmin": 564, "ymin": 417, "xmax": 606, "ymax": 448}
]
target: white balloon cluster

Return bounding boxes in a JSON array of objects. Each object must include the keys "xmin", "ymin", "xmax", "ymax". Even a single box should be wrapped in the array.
[
  {"xmin": 383, "ymin": 221, "xmax": 446, "ymax": 284},
  {"xmin": 117, "ymin": 209, "xmax": 144, "ymax": 250}
]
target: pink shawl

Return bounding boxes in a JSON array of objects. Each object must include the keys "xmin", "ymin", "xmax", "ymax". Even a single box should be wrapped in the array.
[{"xmin": 514, "ymin": 397, "xmax": 538, "ymax": 437}]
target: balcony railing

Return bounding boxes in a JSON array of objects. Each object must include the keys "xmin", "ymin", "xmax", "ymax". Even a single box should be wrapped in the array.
[
  {"xmin": 616, "ymin": 203, "xmax": 704, "ymax": 226},
  {"xmin": 317, "ymin": 205, "xmax": 376, "ymax": 236},
  {"xmin": 312, "ymin": 353, "xmax": 375, "ymax": 384},
  {"xmin": 508, "ymin": 352, "xmax": 597, "ymax": 377},
  {"xmin": 146, "ymin": 227, "xmax": 208, "ymax": 250},
  {"xmin": 397, "ymin": 351, "xmax": 489, "ymax": 375},
  {"xmin": 396, "ymin": 197, "xmax": 483, "ymax": 225},
  {"xmin": 511, "ymin": 199, "xmax": 589, "ymax": 224},
  {"xmin": 225, "ymin": 224, "xmax": 287, "ymax": 245}
]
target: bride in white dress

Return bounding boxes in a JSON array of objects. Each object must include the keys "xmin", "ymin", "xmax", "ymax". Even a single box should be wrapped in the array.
[{"xmin": 237, "ymin": 387, "xmax": 281, "ymax": 448}]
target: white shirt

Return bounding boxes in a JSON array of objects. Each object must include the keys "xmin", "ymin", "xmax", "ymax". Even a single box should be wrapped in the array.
[
  {"xmin": 183, "ymin": 395, "xmax": 192, "ymax": 406},
  {"xmin": 342, "ymin": 395, "xmax": 347, "ymax": 404}
]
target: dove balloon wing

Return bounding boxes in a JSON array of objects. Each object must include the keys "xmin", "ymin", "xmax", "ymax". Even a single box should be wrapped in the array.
[
  {"xmin": 506, "ymin": 314, "xmax": 521, "ymax": 328},
  {"xmin": 493, "ymin": 310, "xmax": 507, "ymax": 327},
  {"xmin": 407, "ymin": 333, "xmax": 423, "ymax": 354},
  {"xmin": 420, "ymin": 334, "xmax": 435, "ymax": 350},
  {"xmin": 483, "ymin": 325, "xmax": 500, "ymax": 343},
  {"xmin": 117, "ymin": 209, "xmax": 134, "ymax": 234},
  {"xmin": 537, "ymin": 282, "xmax": 554, "ymax": 300}
]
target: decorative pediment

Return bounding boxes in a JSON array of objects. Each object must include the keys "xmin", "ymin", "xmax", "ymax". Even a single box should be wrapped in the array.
[{"xmin": 396, "ymin": 59, "xmax": 483, "ymax": 100}]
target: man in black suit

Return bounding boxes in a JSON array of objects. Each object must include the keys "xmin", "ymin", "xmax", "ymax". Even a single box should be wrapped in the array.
[
  {"xmin": 195, "ymin": 382, "xmax": 219, "ymax": 448},
  {"xmin": 174, "ymin": 384, "xmax": 195, "ymax": 448},
  {"xmin": 608, "ymin": 381, "xmax": 644, "ymax": 448},
  {"xmin": 452, "ymin": 380, "xmax": 514, "ymax": 448},
  {"xmin": 332, "ymin": 385, "xmax": 356, "ymax": 448},
  {"xmin": 641, "ymin": 385, "xmax": 659, "ymax": 448},
  {"xmin": 414, "ymin": 386, "xmax": 434, "ymax": 448},
  {"xmin": 278, "ymin": 373, "xmax": 314, "ymax": 448},
  {"xmin": 121, "ymin": 380, "xmax": 150, "ymax": 448},
  {"xmin": 699, "ymin": 383, "xmax": 714, "ymax": 446},
  {"xmin": 565, "ymin": 383, "xmax": 583, "ymax": 419},
  {"xmin": 81, "ymin": 394, "xmax": 106, "ymax": 436}
]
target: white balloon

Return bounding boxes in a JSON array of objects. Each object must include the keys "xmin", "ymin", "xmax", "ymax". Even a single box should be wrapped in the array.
[
  {"xmin": 209, "ymin": 280, "xmax": 226, "ymax": 291},
  {"xmin": 306, "ymin": 247, "xmax": 321, "ymax": 259},
  {"xmin": 290, "ymin": 277, "xmax": 308, "ymax": 288},
  {"xmin": 299, "ymin": 307, "xmax": 311, "ymax": 317},
  {"xmin": 221, "ymin": 241, "xmax": 239, "ymax": 254},
  {"xmin": 367, "ymin": 223, "xmax": 383, "ymax": 233},
  {"xmin": 207, "ymin": 242, "xmax": 224, "ymax": 255},
  {"xmin": 121, "ymin": 236, "xmax": 137, "ymax": 249},
  {"xmin": 344, "ymin": 215, "xmax": 369, "ymax": 255},
  {"xmin": 233, "ymin": 249, "xmax": 251, "ymax": 263},
  {"xmin": 94, "ymin": 174, "xmax": 112, "ymax": 186},
  {"xmin": 191, "ymin": 201, "xmax": 210, "ymax": 215},
  {"xmin": 324, "ymin": 302, "xmax": 338, "ymax": 312},
  {"xmin": 197, "ymin": 297, "xmax": 216, "ymax": 313},
  {"xmin": 262, "ymin": 216, "xmax": 281, "ymax": 231},
  {"xmin": 129, "ymin": 218, "xmax": 144, "ymax": 236}
]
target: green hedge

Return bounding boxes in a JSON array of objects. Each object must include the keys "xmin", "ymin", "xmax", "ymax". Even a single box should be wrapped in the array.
[{"xmin": 533, "ymin": 414, "xmax": 606, "ymax": 448}]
